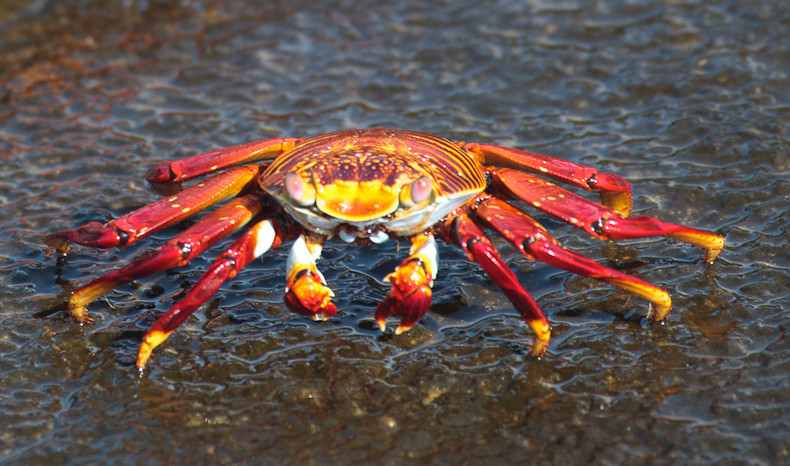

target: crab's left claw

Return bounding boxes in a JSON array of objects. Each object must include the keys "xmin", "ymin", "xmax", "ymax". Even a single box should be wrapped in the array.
[
  {"xmin": 283, "ymin": 235, "xmax": 337, "ymax": 321},
  {"xmin": 375, "ymin": 234, "xmax": 438, "ymax": 334}
]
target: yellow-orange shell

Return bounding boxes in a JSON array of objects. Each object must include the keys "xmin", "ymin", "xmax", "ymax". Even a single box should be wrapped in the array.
[{"xmin": 260, "ymin": 128, "xmax": 486, "ymax": 235}]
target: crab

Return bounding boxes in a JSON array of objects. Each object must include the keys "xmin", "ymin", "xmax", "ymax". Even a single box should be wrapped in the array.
[{"xmin": 47, "ymin": 129, "xmax": 724, "ymax": 370}]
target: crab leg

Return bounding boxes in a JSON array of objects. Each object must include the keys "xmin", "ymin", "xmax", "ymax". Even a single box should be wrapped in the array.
[
  {"xmin": 374, "ymin": 234, "xmax": 438, "ymax": 334},
  {"xmin": 441, "ymin": 214, "xmax": 551, "ymax": 357},
  {"xmin": 146, "ymin": 137, "xmax": 303, "ymax": 184},
  {"xmin": 47, "ymin": 165, "xmax": 260, "ymax": 250},
  {"xmin": 477, "ymin": 198, "xmax": 673, "ymax": 320},
  {"xmin": 136, "ymin": 216, "xmax": 295, "ymax": 369},
  {"xmin": 491, "ymin": 168, "xmax": 724, "ymax": 262},
  {"xmin": 464, "ymin": 142, "xmax": 633, "ymax": 216},
  {"xmin": 282, "ymin": 234, "xmax": 338, "ymax": 321},
  {"xmin": 65, "ymin": 194, "xmax": 265, "ymax": 323}
]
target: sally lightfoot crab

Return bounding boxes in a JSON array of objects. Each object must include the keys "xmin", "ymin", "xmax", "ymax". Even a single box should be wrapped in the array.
[{"xmin": 47, "ymin": 129, "xmax": 724, "ymax": 369}]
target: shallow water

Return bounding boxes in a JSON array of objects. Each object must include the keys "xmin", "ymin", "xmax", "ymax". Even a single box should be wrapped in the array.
[{"xmin": 1, "ymin": 0, "xmax": 788, "ymax": 463}]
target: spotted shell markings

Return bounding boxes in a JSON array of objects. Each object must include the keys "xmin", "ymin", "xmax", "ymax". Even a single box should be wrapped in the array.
[
  {"xmin": 260, "ymin": 129, "xmax": 487, "ymax": 234},
  {"xmin": 262, "ymin": 129, "xmax": 484, "ymax": 197}
]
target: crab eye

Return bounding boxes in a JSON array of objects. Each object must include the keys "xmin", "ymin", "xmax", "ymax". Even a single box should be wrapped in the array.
[
  {"xmin": 410, "ymin": 176, "xmax": 433, "ymax": 204},
  {"xmin": 284, "ymin": 172, "xmax": 316, "ymax": 206},
  {"xmin": 401, "ymin": 175, "xmax": 434, "ymax": 208}
]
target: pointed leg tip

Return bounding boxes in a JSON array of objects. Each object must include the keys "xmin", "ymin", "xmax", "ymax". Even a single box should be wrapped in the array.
[
  {"xmin": 530, "ymin": 341, "xmax": 549, "ymax": 359},
  {"xmin": 136, "ymin": 330, "xmax": 171, "ymax": 370},
  {"xmin": 665, "ymin": 230, "xmax": 724, "ymax": 261},
  {"xmin": 145, "ymin": 161, "xmax": 176, "ymax": 184},
  {"xmin": 136, "ymin": 342, "xmax": 153, "ymax": 370},
  {"xmin": 136, "ymin": 354, "xmax": 151, "ymax": 371},
  {"xmin": 647, "ymin": 303, "xmax": 671, "ymax": 322},
  {"xmin": 68, "ymin": 304, "xmax": 90, "ymax": 324},
  {"xmin": 703, "ymin": 247, "xmax": 722, "ymax": 263},
  {"xmin": 530, "ymin": 334, "xmax": 550, "ymax": 358},
  {"xmin": 594, "ymin": 173, "xmax": 633, "ymax": 217},
  {"xmin": 51, "ymin": 222, "xmax": 121, "ymax": 249},
  {"xmin": 376, "ymin": 319, "xmax": 387, "ymax": 332},
  {"xmin": 394, "ymin": 325, "xmax": 410, "ymax": 335},
  {"xmin": 527, "ymin": 319, "xmax": 551, "ymax": 358},
  {"xmin": 45, "ymin": 232, "xmax": 71, "ymax": 251}
]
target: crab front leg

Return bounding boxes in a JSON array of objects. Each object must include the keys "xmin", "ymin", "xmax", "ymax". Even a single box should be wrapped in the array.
[
  {"xmin": 464, "ymin": 142, "xmax": 633, "ymax": 216},
  {"xmin": 146, "ymin": 137, "xmax": 303, "ymax": 184},
  {"xmin": 283, "ymin": 234, "xmax": 338, "ymax": 321},
  {"xmin": 439, "ymin": 213, "xmax": 551, "ymax": 356},
  {"xmin": 137, "ymin": 216, "xmax": 297, "ymax": 369},
  {"xmin": 492, "ymin": 168, "xmax": 724, "ymax": 262},
  {"xmin": 374, "ymin": 233, "xmax": 438, "ymax": 334},
  {"xmin": 47, "ymin": 165, "xmax": 260, "ymax": 250}
]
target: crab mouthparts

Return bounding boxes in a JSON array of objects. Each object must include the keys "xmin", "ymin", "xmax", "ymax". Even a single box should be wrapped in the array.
[{"xmin": 337, "ymin": 227, "xmax": 390, "ymax": 244}]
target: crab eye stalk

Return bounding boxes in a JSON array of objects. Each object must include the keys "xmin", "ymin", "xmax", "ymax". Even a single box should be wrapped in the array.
[
  {"xmin": 284, "ymin": 172, "xmax": 316, "ymax": 206},
  {"xmin": 400, "ymin": 175, "xmax": 434, "ymax": 208}
]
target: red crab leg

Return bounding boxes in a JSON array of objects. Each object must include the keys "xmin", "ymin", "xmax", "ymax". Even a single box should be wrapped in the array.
[
  {"xmin": 491, "ymin": 168, "xmax": 724, "ymax": 262},
  {"xmin": 146, "ymin": 137, "xmax": 303, "ymax": 184},
  {"xmin": 47, "ymin": 165, "xmax": 260, "ymax": 250},
  {"xmin": 476, "ymin": 198, "xmax": 672, "ymax": 319},
  {"xmin": 374, "ymin": 234, "xmax": 438, "ymax": 334},
  {"xmin": 464, "ymin": 142, "xmax": 633, "ymax": 216},
  {"xmin": 65, "ymin": 194, "xmax": 265, "ymax": 323},
  {"xmin": 136, "ymin": 216, "xmax": 296, "ymax": 369},
  {"xmin": 440, "ymin": 214, "xmax": 551, "ymax": 357},
  {"xmin": 283, "ymin": 234, "xmax": 338, "ymax": 321}
]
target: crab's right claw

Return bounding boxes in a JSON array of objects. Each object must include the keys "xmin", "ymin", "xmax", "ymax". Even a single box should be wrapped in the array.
[{"xmin": 285, "ymin": 269, "xmax": 337, "ymax": 321}]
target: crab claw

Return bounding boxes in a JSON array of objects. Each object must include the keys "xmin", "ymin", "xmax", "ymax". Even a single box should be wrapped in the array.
[
  {"xmin": 136, "ymin": 329, "xmax": 173, "ymax": 370},
  {"xmin": 375, "ymin": 235, "xmax": 437, "ymax": 334},
  {"xmin": 283, "ymin": 234, "xmax": 337, "ymax": 321},
  {"xmin": 375, "ymin": 259, "xmax": 433, "ymax": 334},
  {"xmin": 284, "ymin": 269, "xmax": 338, "ymax": 321}
]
